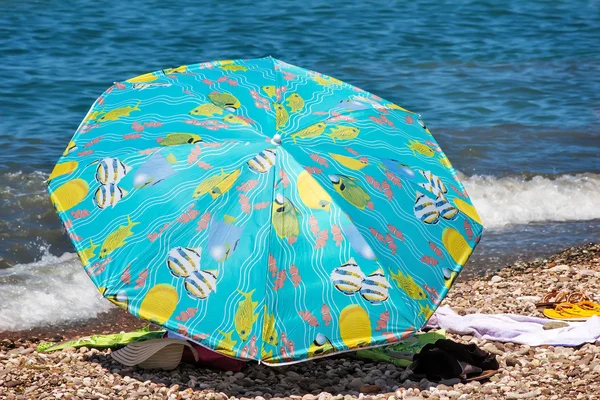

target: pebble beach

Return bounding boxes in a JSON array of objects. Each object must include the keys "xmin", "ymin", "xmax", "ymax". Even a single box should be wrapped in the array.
[{"xmin": 1, "ymin": 243, "xmax": 599, "ymax": 400}]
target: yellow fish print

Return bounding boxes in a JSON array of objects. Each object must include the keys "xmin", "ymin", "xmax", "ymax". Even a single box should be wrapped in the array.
[
  {"xmin": 272, "ymin": 194, "xmax": 301, "ymax": 239},
  {"xmin": 443, "ymin": 268, "xmax": 459, "ymax": 289},
  {"xmin": 219, "ymin": 65, "xmax": 247, "ymax": 72},
  {"xmin": 208, "ymin": 92, "xmax": 240, "ymax": 111},
  {"xmin": 160, "ymin": 133, "xmax": 202, "ymax": 146},
  {"xmin": 99, "ymin": 287, "xmax": 129, "ymax": 311},
  {"xmin": 274, "ymin": 102, "xmax": 289, "ymax": 128},
  {"xmin": 453, "ymin": 198, "xmax": 482, "ymax": 225},
  {"xmin": 339, "ymin": 305, "xmax": 371, "ymax": 348},
  {"xmin": 190, "ymin": 103, "xmax": 224, "ymax": 117},
  {"xmin": 262, "ymin": 306, "xmax": 278, "ymax": 346},
  {"xmin": 290, "ymin": 122, "xmax": 327, "ymax": 144},
  {"xmin": 223, "ymin": 214, "xmax": 237, "ymax": 224},
  {"xmin": 297, "ymin": 170, "xmax": 332, "ymax": 212},
  {"xmin": 50, "ymin": 178, "xmax": 89, "ymax": 212},
  {"xmin": 418, "ymin": 304, "xmax": 435, "ymax": 320},
  {"xmin": 97, "ymin": 101, "xmax": 141, "ymax": 122},
  {"xmin": 313, "ymin": 75, "xmax": 342, "ymax": 86},
  {"xmin": 329, "ymin": 153, "xmax": 368, "ymax": 170},
  {"xmin": 163, "ymin": 65, "xmax": 187, "ymax": 74},
  {"xmin": 313, "ymin": 76, "xmax": 332, "ymax": 86},
  {"xmin": 193, "ymin": 168, "xmax": 241, "ymax": 199},
  {"xmin": 217, "ymin": 330, "xmax": 237, "ymax": 356},
  {"xmin": 62, "ymin": 141, "xmax": 77, "ymax": 156},
  {"xmin": 327, "ymin": 125, "xmax": 360, "ymax": 143},
  {"xmin": 438, "ymin": 155, "xmax": 452, "ymax": 168},
  {"xmin": 234, "ymin": 290, "xmax": 259, "ymax": 342},
  {"xmin": 223, "ymin": 114, "xmax": 250, "ymax": 126},
  {"xmin": 262, "ymin": 86, "xmax": 277, "ymax": 98},
  {"xmin": 82, "ymin": 108, "xmax": 105, "ymax": 123},
  {"xmin": 47, "ymin": 161, "xmax": 78, "ymax": 183},
  {"xmin": 442, "ymin": 228, "xmax": 472, "ymax": 267},
  {"xmin": 138, "ymin": 284, "xmax": 178, "ymax": 324},
  {"xmin": 99, "ymin": 215, "xmax": 139, "ymax": 258},
  {"xmin": 307, "ymin": 333, "xmax": 336, "ymax": 358},
  {"xmin": 78, "ymin": 239, "xmax": 98, "ymax": 266},
  {"xmin": 390, "ymin": 270, "xmax": 427, "ymax": 300},
  {"xmin": 418, "ymin": 118, "xmax": 432, "ymax": 134},
  {"xmin": 261, "ymin": 344, "xmax": 273, "ymax": 360},
  {"xmin": 386, "ymin": 103, "xmax": 414, "ymax": 113},
  {"xmin": 285, "ymin": 92, "xmax": 304, "ymax": 113},
  {"xmin": 329, "ymin": 174, "xmax": 371, "ymax": 210},
  {"xmin": 407, "ymin": 140, "xmax": 435, "ymax": 157},
  {"xmin": 126, "ymin": 73, "xmax": 158, "ymax": 83}
]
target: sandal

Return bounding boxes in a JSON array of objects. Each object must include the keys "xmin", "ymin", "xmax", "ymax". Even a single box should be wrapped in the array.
[
  {"xmin": 535, "ymin": 290, "xmax": 567, "ymax": 308},
  {"xmin": 543, "ymin": 303, "xmax": 593, "ymax": 321},
  {"xmin": 466, "ymin": 369, "xmax": 498, "ymax": 382},
  {"xmin": 568, "ymin": 292, "xmax": 591, "ymax": 303},
  {"xmin": 576, "ymin": 300, "xmax": 600, "ymax": 313},
  {"xmin": 535, "ymin": 290, "xmax": 590, "ymax": 308}
]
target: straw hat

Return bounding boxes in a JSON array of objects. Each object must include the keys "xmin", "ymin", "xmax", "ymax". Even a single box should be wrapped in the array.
[{"xmin": 111, "ymin": 338, "xmax": 198, "ymax": 370}]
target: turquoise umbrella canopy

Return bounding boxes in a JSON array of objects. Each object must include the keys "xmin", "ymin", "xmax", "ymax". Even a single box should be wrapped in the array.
[{"xmin": 47, "ymin": 57, "xmax": 483, "ymax": 365}]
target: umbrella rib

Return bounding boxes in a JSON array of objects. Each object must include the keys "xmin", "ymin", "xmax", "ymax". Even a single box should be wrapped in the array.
[
  {"xmin": 270, "ymin": 56, "xmax": 280, "ymax": 141},
  {"xmin": 256, "ymin": 151, "xmax": 279, "ymax": 363},
  {"xmin": 253, "ymin": 57, "xmax": 282, "ymax": 363}
]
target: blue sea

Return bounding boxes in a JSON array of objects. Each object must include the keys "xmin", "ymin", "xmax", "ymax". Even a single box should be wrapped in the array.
[{"xmin": 0, "ymin": 1, "xmax": 598, "ymax": 330}]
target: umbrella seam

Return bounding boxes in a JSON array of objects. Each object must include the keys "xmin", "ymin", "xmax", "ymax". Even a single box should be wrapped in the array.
[
  {"xmin": 257, "ymin": 147, "xmax": 279, "ymax": 363},
  {"xmin": 254, "ymin": 56, "xmax": 286, "ymax": 364}
]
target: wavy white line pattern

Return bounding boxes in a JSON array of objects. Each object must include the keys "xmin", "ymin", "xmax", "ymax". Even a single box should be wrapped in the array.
[{"xmin": 46, "ymin": 57, "xmax": 483, "ymax": 365}]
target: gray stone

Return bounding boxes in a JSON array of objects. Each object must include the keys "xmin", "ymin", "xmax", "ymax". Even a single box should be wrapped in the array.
[
  {"xmin": 232, "ymin": 372, "xmax": 245, "ymax": 381},
  {"xmin": 505, "ymin": 356, "xmax": 520, "ymax": 367},
  {"xmin": 348, "ymin": 378, "xmax": 364, "ymax": 390},
  {"xmin": 438, "ymin": 378, "xmax": 461, "ymax": 386},
  {"xmin": 286, "ymin": 371, "xmax": 304, "ymax": 381},
  {"xmin": 402, "ymin": 380, "xmax": 417, "ymax": 389},
  {"xmin": 542, "ymin": 321, "xmax": 569, "ymax": 330}
]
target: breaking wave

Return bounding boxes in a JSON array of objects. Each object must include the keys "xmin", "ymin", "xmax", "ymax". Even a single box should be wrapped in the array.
[
  {"xmin": 461, "ymin": 172, "xmax": 600, "ymax": 228},
  {"xmin": 0, "ymin": 249, "xmax": 113, "ymax": 331}
]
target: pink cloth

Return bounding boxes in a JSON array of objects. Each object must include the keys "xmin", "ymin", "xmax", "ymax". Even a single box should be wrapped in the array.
[{"xmin": 164, "ymin": 331, "xmax": 245, "ymax": 371}]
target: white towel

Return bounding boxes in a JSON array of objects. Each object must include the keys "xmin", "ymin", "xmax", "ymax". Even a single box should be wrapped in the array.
[{"xmin": 426, "ymin": 306, "xmax": 600, "ymax": 347}]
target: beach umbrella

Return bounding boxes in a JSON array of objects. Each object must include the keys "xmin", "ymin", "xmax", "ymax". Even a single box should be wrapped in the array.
[{"xmin": 47, "ymin": 57, "xmax": 483, "ymax": 365}]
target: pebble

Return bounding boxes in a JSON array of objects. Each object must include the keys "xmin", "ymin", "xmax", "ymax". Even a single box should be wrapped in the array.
[
  {"xmin": 548, "ymin": 265, "xmax": 570, "ymax": 273},
  {"xmin": 348, "ymin": 378, "xmax": 364, "ymax": 390},
  {"xmin": 542, "ymin": 321, "xmax": 569, "ymax": 330},
  {"xmin": 515, "ymin": 296, "xmax": 540, "ymax": 303},
  {"xmin": 505, "ymin": 357, "xmax": 520, "ymax": 367}
]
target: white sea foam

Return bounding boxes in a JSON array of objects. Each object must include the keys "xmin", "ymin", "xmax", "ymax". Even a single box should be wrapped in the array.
[
  {"xmin": 461, "ymin": 173, "xmax": 600, "ymax": 229},
  {"xmin": 0, "ymin": 250, "xmax": 113, "ymax": 331}
]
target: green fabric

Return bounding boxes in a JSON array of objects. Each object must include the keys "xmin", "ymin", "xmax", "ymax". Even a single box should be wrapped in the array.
[
  {"xmin": 352, "ymin": 329, "xmax": 446, "ymax": 367},
  {"xmin": 37, "ymin": 325, "xmax": 166, "ymax": 352}
]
